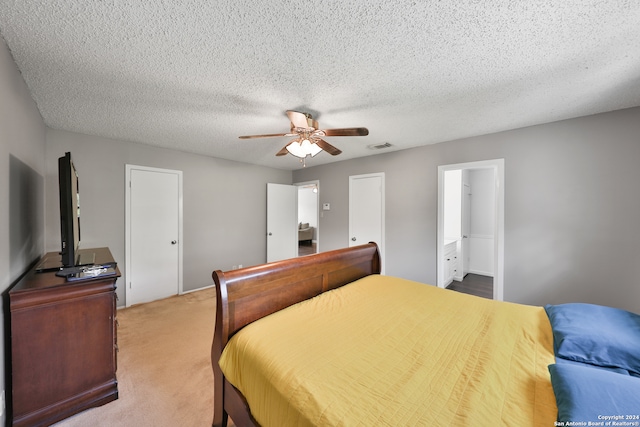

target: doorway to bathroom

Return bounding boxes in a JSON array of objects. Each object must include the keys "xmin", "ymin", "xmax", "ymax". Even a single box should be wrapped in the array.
[{"xmin": 437, "ymin": 159, "xmax": 504, "ymax": 301}]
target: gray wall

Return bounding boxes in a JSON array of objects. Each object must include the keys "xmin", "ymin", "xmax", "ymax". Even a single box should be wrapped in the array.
[
  {"xmin": 45, "ymin": 130, "xmax": 292, "ymax": 304},
  {"xmin": 0, "ymin": 37, "xmax": 47, "ymax": 425},
  {"xmin": 294, "ymin": 107, "xmax": 640, "ymax": 313}
]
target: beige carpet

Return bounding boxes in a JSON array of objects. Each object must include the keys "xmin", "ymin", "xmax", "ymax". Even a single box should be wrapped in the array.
[{"xmin": 55, "ymin": 287, "xmax": 221, "ymax": 427}]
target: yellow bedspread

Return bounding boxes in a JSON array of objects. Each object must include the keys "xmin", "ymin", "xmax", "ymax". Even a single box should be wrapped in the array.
[{"xmin": 219, "ymin": 275, "xmax": 557, "ymax": 426}]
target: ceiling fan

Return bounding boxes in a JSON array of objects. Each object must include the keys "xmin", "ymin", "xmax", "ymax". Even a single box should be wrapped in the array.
[{"xmin": 239, "ymin": 110, "xmax": 369, "ymax": 165}]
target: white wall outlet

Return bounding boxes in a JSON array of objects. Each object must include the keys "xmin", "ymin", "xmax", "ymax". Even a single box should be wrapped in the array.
[
  {"xmin": 238, "ymin": 264, "xmax": 243, "ymax": 269},
  {"xmin": 323, "ymin": 203, "xmax": 330, "ymax": 211}
]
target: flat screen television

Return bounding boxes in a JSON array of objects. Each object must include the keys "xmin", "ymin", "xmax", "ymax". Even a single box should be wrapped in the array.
[{"xmin": 58, "ymin": 152, "xmax": 82, "ymax": 267}]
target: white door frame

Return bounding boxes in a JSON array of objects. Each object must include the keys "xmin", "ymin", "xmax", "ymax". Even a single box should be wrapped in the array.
[
  {"xmin": 125, "ymin": 164, "xmax": 184, "ymax": 307},
  {"xmin": 461, "ymin": 181, "xmax": 471, "ymax": 278},
  {"xmin": 294, "ymin": 180, "xmax": 320, "ymax": 253},
  {"xmin": 349, "ymin": 172, "xmax": 385, "ymax": 274},
  {"xmin": 437, "ymin": 159, "xmax": 504, "ymax": 301}
]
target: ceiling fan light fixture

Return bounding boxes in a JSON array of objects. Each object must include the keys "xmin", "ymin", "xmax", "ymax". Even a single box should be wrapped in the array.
[
  {"xmin": 302, "ymin": 139, "xmax": 322, "ymax": 157},
  {"xmin": 285, "ymin": 140, "xmax": 304, "ymax": 158},
  {"xmin": 286, "ymin": 138, "xmax": 322, "ymax": 158}
]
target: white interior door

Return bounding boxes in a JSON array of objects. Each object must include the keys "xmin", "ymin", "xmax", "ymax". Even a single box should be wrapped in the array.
[
  {"xmin": 126, "ymin": 165, "xmax": 183, "ymax": 306},
  {"xmin": 267, "ymin": 183, "xmax": 298, "ymax": 262},
  {"xmin": 461, "ymin": 182, "xmax": 471, "ymax": 278},
  {"xmin": 349, "ymin": 173, "xmax": 385, "ymax": 273}
]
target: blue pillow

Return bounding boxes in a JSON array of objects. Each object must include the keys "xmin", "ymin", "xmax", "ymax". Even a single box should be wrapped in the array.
[
  {"xmin": 545, "ymin": 303, "xmax": 640, "ymax": 374},
  {"xmin": 549, "ymin": 363, "xmax": 640, "ymax": 422},
  {"xmin": 554, "ymin": 357, "xmax": 630, "ymax": 375}
]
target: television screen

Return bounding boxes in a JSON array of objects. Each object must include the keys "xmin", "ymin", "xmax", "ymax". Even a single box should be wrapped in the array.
[{"xmin": 58, "ymin": 152, "xmax": 81, "ymax": 267}]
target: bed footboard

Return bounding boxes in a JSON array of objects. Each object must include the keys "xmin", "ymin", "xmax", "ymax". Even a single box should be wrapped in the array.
[{"xmin": 211, "ymin": 242, "xmax": 381, "ymax": 427}]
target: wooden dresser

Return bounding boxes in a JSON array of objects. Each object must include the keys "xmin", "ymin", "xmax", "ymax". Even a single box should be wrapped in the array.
[{"xmin": 8, "ymin": 247, "xmax": 119, "ymax": 427}]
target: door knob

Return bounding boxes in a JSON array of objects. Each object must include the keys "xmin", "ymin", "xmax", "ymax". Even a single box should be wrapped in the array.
[
  {"xmin": 351, "ymin": 237, "xmax": 356, "ymax": 241},
  {"xmin": 171, "ymin": 240, "xmax": 177, "ymax": 245}
]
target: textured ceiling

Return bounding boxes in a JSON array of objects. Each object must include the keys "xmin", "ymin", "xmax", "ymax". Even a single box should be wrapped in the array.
[{"xmin": 1, "ymin": 1, "xmax": 639, "ymax": 170}]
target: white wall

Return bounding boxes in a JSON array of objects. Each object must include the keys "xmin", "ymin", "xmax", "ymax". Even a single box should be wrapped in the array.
[
  {"xmin": 298, "ymin": 186, "xmax": 318, "ymax": 229},
  {"xmin": 443, "ymin": 170, "xmax": 461, "ymax": 239}
]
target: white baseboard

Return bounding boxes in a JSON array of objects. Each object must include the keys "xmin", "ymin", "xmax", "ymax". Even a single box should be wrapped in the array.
[{"xmin": 468, "ymin": 269, "xmax": 493, "ymax": 277}]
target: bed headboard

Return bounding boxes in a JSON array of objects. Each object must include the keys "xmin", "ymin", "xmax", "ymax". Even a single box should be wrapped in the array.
[
  {"xmin": 211, "ymin": 242, "xmax": 380, "ymax": 426},
  {"xmin": 213, "ymin": 242, "xmax": 380, "ymax": 346}
]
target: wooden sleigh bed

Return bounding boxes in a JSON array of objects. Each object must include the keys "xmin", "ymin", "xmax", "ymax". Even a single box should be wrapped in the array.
[
  {"xmin": 212, "ymin": 243, "xmax": 382, "ymax": 427},
  {"xmin": 211, "ymin": 243, "xmax": 640, "ymax": 426}
]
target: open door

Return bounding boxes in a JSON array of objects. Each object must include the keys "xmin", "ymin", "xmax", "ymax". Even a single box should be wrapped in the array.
[
  {"xmin": 437, "ymin": 159, "xmax": 504, "ymax": 301},
  {"xmin": 267, "ymin": 183, "xmax": 298, "ymax": 262},
  {"xmin": 461, "ymin": 182, "xmax": 471, "ymax": 279}
]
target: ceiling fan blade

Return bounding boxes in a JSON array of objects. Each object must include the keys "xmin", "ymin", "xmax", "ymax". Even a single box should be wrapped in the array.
[
  {"xmin": 238, "ymin": 133, "xmax": 290, "ymax": 139},
  {"xmin": 322, "ymin": 127, "xmax": 369, "ymax": 137},
  {"xmin": 275, "ymin": 144, "xmax": 290, "ymax": 156},
  {"xmin": 315, "ymin": 138, "xmax": 342, "ymax": 156},
  {"xmin": 286, "ymin": 110, "xmax": 310, "ymax": 129}
]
